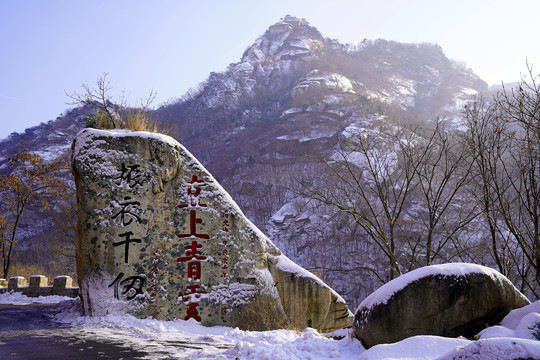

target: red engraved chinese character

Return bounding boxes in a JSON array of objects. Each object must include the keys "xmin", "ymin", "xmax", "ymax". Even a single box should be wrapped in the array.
[
  {"xmin": 179, "ymin": 284, "xmax": 206, "ymax": 302},
  {"xmin": 177, "ymin": 210, "xmax": 210, "ymax": 239},
  {"xmin": 221, "ymin": 210, "xmax": 230, "ymax": 232},
  {"xmin": 177, "ymin": 241, "xmax": 207, "ymax": 262},
  {"xmin": 178, "ymin": 175, "xmax": 207, "ymax": 208},
  {"xmin": 185, "ymin": 303, "xmax": 202, "ymax": 321},
  {"xmin": 178, "ymin": 284, "xmax": 207, "ymax": 321},
  {"xmin": 186, "ymin": 261, "xmax": 202, "ymax": 281}
]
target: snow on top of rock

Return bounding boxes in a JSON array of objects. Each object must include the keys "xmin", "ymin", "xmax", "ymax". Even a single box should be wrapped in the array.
[
  {"xmin": 335, "ymin": 123, "xmax": 402, "ymax": 172},
  {"xmin": 242, "ymin": 15, "xmax": 321, "ymax": 66},
  {"xmin": 280, "ymin": 108, "xmax": 303, "ymax": 118},
  {"xmin": 289, "ymin": 37, "xmax": 313, "ymax": 50},
  {"xmin": 272, "ymin": 253, "xmax": 348, "ymax": 306},
  {"xmin": 460, "ymin": 87, "xmax": 479, "ymax": 96},
  {"xmin": 515, "ymin": 312, "xmax": 540, "ymax": 340},
  {"xmin": 276, "ymin": 39, "xmax": 322, "ymax": 59},
  {"xmin": 423, "ymin": 65, "xmax": 440, "ymax": 78},
  {"xmin": 357, "ymin": 263, "xmax": 500, "ymax": 312},
  {"xmin": 438, "ymin": 337, "xmax": 540, "ymax": 360},
  {"xmin": 358, "ymin": 335, "xmax": 469, "ymax": 360},
  {"xmin": 201, "ymin": 282, "xmax": 258, "ymax": 308},
  {"xmin": 341, "ymin": 123, "xmax": 373, "ymax": 141},
  {"xmin": 73, "ymin": 128, "xmax": 178, "ymax": 156},
  {"xmin": 390, "ymin": 76, "xmax": 416, "ymax": 108},
  {"xmin": 366, "ymin": 76, "xmax": 416, "ymax": 109},
  {"xmin": 361, "ymin": 334, "xmax": 540, "ymax": 360},
  {"xmin": 446, "ymin": 86, "xmax": 478, "ymax": 112},
  {"xmin": 34, "ymin": 142, "xmax": 71, "ymax": 161},
  {"xmin": 328, "ymin": 73, "xmax": 354, "ymax": 92},
  {"xmin": 276, "ymin": 128, "xmax": 339, "ymax": 143},
  {"xmin": 293, "ymin": 71, "xmax": 355, "ymax": 94},
  {"xmin": 499, "ymin": 300, "xmax": 540, "ymax": 330},
  {"xmin": 274, "ymin": 253, "xmax": 321, "ymax": 282},
  {"xmin": 441, "ymin": 86, "xmax": 479, "ymax": 130},
  {"xmin": 329, "ymin": 147, "xmax": 368, "ymax": 169},
  {"xmin": 204, "ymin": 77, "xmax": 240, "ymax": 108},
  {"xmin": 271, "ymin": 199, "xmax": 301, "ymax": 224},
  {"xmin": 72, "ymin": 128, "xmax": 182, "ymax": 181},
  {"xmin": 282, "ymin": 15, "xmax": 306, "ymax": 24},
  {"xmin": 234, "ymin": 62, "xmax": 255, "ymax": 77},
  {"xmin": 365, "ymin": 89, "xmax": 392, "ymax": 104}
]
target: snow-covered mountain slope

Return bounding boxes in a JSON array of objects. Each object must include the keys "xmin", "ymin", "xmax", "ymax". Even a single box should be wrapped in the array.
[
  {"xmin": 156, "ymin": 16, "xmax": 489, "ymax": 307},
  {"xmin": 0, "ymin": 15, "xmax": 489, "ymax": 307}
]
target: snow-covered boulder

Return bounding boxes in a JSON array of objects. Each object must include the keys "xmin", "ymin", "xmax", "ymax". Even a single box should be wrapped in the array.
[
  {"xmin": 71, "ymin": 128, "xmax": 352, "ymax": 332},
  {"xmin": 353, "ymin": 263, "xmax": 530, "ymax": 348}
]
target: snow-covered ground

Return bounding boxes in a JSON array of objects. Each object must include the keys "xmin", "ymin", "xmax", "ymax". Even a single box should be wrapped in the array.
[{"xmin": 1, "ymin": 291, "xmax": 540, "ymax": 359}]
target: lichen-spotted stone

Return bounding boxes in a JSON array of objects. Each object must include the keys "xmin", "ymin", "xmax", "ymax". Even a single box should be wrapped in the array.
[{"xmin": 72, "ymin": 128, "xmax": 353, "ymax": 332}]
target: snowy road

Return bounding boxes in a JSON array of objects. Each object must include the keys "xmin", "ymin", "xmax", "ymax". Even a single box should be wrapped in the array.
[
  {"xmin": 0, "ymin": 295, "xmax": 363, "ymax": 360},
  {"xmin": 1, "ymin": 293, "xmax": 539, "ymax": 359},
  {"xmin": 0, "ymin": 304, "xmax": 233, "ymax": 360}
]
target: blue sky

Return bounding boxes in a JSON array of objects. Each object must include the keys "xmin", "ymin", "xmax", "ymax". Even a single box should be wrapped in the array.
[{"xmin": 1, "ymin": 0, "xmax": 539, "ymax": 140}]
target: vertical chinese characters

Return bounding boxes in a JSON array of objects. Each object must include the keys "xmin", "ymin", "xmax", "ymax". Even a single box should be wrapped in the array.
[
  {"xmin": 107, "ymin": 163, "xmax": 146, "ymax": 300},
  {"xmin": 149, "ymin": 249, "xmax": 161, "ymax": 300},
  {"xmin": 177, "ymin": 175, "xmax": 209, "ymax": 321},
  {"xmin": 220, "ymin": 209, "xmax": 230, "ymax": 314}
]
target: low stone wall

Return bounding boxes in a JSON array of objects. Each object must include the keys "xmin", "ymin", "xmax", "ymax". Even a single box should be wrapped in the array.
[{"xmin": 0, "ymin": 275, "xmax": 79, "ymax": 298}]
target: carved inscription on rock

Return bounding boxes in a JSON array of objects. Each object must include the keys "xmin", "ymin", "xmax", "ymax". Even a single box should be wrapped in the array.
[{"xmin": 72, "ymin": 128, "xmax": 353, "ymax": 332}]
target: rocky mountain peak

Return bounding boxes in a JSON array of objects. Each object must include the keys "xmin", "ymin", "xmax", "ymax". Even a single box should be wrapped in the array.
[
  {"xmin": 242, "ymin": 15, "xmax": 324, "ymax": 65},
  {"xmin": 193, "ymin": 16, "xmax": 327, "ymax": 116}
]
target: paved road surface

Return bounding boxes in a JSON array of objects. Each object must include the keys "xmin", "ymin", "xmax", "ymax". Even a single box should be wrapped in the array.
[{"xmin": 0, "ymin": 304, "xmax": 232, "ymax": 359}]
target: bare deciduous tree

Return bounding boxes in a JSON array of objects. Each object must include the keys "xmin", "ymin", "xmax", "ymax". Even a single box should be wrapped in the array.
[
  {"xmin": 300, "ymin": 123, "xmax": 417, "ymax": 281},
  {"xmin": 67, "ymin": 73, "xmax": 175, "ymax": 136},
  {"xmin": 404, "ymin": 119, "xmax": 478, "ymax": 267},
  {"xmin": 0, "ymin": 150, "xmax": 67, "ymax": 278},
  {"xmin": 463, "ymin": 65, "xmax": 540, "ymax": 298},
  {"xmin": 462, "ymin": 97, "xmax": 511, "ymax": 275},
  {"xmin": 300, "ymin": 117, "xmax": 480, "ymax": 283}
]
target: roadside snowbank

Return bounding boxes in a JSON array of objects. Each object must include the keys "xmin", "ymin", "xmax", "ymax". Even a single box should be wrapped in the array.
[
  {"xmin": 1, "ymin": 288, "xmax": 540, "ymax": 359},
  {"xmin": 0, "ymin": 291, "xmax": 73, "ymax": 305}
]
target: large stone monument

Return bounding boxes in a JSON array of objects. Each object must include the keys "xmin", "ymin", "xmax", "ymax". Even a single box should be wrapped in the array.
[{"xmin": 71, "ymin": 128, "xmax": 352, "ymax": 332}]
